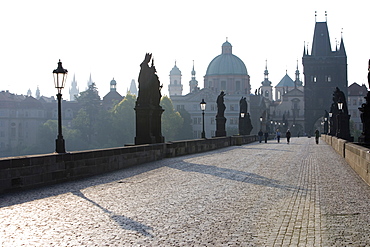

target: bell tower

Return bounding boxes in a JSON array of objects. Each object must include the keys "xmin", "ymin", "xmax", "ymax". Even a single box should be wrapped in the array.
[
  {"xmin": 168, "ymin": 61, "xmax": 183, "ymax": 96},
  {"xmin": 260, "ymin": 60, "xmax": 273, "ymax": 101}
]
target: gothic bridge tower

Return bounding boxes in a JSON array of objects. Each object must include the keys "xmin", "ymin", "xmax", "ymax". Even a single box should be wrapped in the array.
[{"xmin": 303, "ymin": 17, "xmax": 347, "ymax": 134}]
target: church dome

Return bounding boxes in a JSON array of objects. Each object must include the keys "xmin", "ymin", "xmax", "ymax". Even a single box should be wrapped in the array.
[
  {"xmin": 110, "ymin": 78, "xmax": 117, "ymax": 86},
  {"xmin": 170, "ymin": 63, "xmax": 181, "ymax": 75},
  {"xmin": 205, "ymin": 40, "xmax": 248, "ymax": 76}
]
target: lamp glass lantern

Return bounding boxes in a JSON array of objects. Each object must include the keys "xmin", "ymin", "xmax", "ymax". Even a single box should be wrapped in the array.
[
  {"xmin": 200, "ymin": 99, "xmax": 206, "ymax": 111},
  {"xmin": 53, "ymin": 59, "xmax": 68, "ymax": 93},
  {"xmin": 240, "ymin": 112, "xmax": 245, "ymax": 118},
  {"xmin": 329, "ymin": 112, "xmax": 332, "ymax": 118},
  {"xmin": 338, "ymin": 101, "xmax": 343, "ymax": 111}
]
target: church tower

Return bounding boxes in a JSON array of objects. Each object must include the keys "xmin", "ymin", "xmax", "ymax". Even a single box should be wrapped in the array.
[
  {"xmin": 69, "ymin": 74, "xmax": 79, "ymax": 101},
  {"xmin": 303, "ymin": 14, "xmax": 347, "ymax": 134},
  {"xmin": 294, "ymin": 60, "xmax": 303, "ymax": 90},
  {"xmin": 129, "ymin": 79, "xmax": 138, "ymax": 96},
  {"xmin": 168, "ymin": 61, "xmax": 183, "ymax": 96},
  {"xmin": 260, "ymin": 60, "xmax": 273, "ymax": 101},
  {"xmin": 189, "ymin": 61, "xmax": 198, "ymax": 93}
]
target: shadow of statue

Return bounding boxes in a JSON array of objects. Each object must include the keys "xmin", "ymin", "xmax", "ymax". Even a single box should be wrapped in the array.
[{"xmin": 72, "ymin": 190, "xmax": 154, "ymax": 238}]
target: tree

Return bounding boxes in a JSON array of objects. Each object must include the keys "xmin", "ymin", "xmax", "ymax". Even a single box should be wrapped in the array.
[
  {"xmin": 160, "ymin": 96, "xmax": 183, "ymax": 141},
  {"xmin": 110, "ymin": 93, "xmax": 136, "ymax": 145},
  {"xmin": 176, "ymin": 108, "xmax": 193, "ymax": 140},
  {"xmin": 73, "ymin": 83, "xmax": 101, "ymax": 146}
]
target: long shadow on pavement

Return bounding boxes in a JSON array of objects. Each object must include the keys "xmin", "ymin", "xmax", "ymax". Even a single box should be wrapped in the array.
[
  {"xmin": 168, "ymin": 162, "xmax": 303, "ymax": 192},
  {"xmin": 72, "ymin": 190, "xmax": 154, "ymax": 237}
]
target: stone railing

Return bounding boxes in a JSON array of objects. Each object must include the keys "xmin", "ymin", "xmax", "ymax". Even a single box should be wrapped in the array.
[
  {"xmin": 0, "ymin": 135, "xmax": 257, "ymax": 194},
  {"xmin": 321, "ymin": 135, "xmax": 370, "ymax": 186}
]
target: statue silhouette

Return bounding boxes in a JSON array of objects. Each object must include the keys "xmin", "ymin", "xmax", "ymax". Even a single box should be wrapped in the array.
[{"xmin": 216, "ymin": 91, "xmax": 226, "ymax": 118}]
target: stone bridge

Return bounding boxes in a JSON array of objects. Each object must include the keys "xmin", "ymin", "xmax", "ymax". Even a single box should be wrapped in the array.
[{"xmin": 1, "ymin": 137, "xmax": 370, "ymax": 246}]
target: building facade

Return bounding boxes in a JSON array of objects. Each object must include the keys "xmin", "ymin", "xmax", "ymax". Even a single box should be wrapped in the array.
[
  {"xmin": 348, "ymin": 83, "xmax": 368, "ymax": 138},
  {"xmin": 171, "ymin": 40, "xmax": 255, "ymax": 138}
]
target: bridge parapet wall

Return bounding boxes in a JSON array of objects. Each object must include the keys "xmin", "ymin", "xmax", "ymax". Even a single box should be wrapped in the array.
[
  {"xmin": 322, "ymin": 135, "xmax": 370, "ymax": 186},
  {"xmin": 0, "ymin": 135, "xmax": 257, "ymax": 194}
]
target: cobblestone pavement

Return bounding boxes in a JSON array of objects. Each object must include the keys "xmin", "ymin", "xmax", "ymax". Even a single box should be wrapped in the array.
[{"xmin": 1, "ymin": 137, "xmax": 370, "ymax": 246}]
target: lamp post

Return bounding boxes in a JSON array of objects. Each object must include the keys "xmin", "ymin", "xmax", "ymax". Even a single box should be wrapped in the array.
[
  {"xmin": 53, "ymin": 60, "xmax": 68, "ymax": 153},
  {"xmin": 336, "ymin": 99, "xmax": 343, "ymax": 138},
  {"xmin": 328, "ymin": 111, "xmax": 333, "ymax": 135},
  {"xmin": 260, "ymin": 116, "xmax": 263, "ymax": 131},
  {"xmin": 239, "ymin": 112, "xmax": 245, "ymax": 135},
  {"xmin": 270, "ymin": 120, "xmax": 273, "ymax": 134},
  {"xmin": 324, "ymin": 117, "xmax": 328, "ymax": 134},
  {"xmin": 200, "ymin": 99, "xmax": 206, "ymax": 138}
]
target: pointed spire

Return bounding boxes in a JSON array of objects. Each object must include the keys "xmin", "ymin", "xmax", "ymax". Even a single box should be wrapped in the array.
[
  {"xmin": 189, "ymin": 60, "xmax": 198, "ymax": 93},
  {"xmin": 311, "ymin": 21, "xmax": 332, "ymax": 56},
  {"xmin": 129, "ymin": 79, "xmax": 138, "ymax": 96},
  {"xmin": 87, "ymin": 73, "xmax": 93, "ymax": 88},
  {"xmin": 264, "ymin": 59, "xmax": 269, "ymax": 80},
  {"xmin": 338, "ymin": 29, "xmax": 346, "ymax": 56},
  {"xmin": 295, "ymin": 60, "xmax": 299, "ymax": 88},
  {"xmin": 261, "ymin": 59, "xmax": 271, "ymax": 86},
  {"xmin": 191, "ymin": 60, "xmax": 196, "ymax": 77}
]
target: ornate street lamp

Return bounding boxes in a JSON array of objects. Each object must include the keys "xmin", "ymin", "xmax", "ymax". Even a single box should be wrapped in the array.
[
  {"xmin": 270, "ymin": 120, "xmax": 274, "ymax": 134},
  {"xmin": 337, "ymin": 99, "xmax": 343, "ymax": 138},
  {"xmin": 200, "ymin": 99, "xmax": 206, "ymax": 138},
  {"xmin": 328, "ymin": 111, "xmax": 333, "ymax": 135},
  {"xmin": 260, "ymin": 116, "xmax": 263, "ymax": 130},
  {"xmin": 338, "ymin": 100, "xmax": 343, "ymax": 112},
  {"xmin": 324, "ymin": 116, "xmax": 328, "ymax": 134},
  {"xmin": 239, "ymin": 112, "xmax": 245, "ymax": 135},
  {"xmin": 53, "ymin": 60, "xmax": 68, "ymax": 153}
]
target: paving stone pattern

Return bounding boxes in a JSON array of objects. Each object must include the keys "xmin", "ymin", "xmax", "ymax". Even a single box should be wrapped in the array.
[{"xmin": 1, "ymin": 137, "xmax": 370, "ymax": 246}]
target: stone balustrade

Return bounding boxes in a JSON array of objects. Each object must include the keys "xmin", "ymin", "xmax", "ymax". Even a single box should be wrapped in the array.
[
  {"xmin": 0, "ymin": 135, "xmax": 257, "ymax": 194},
  {"xmin": 322, "ymin": 134, "xmax": 370, "ymax": 186}
]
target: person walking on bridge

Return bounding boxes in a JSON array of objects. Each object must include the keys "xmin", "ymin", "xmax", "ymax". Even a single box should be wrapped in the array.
[
  {"xmin": 264, "ymin": 131, "xmax": 269, "ymax": 143},
  {"xmin": 315, "ymin": 129, "xmax": 320, "ymax": 144},
  {"xmin": 276, "ymin": 129, "xmax": 281, "ymax": 143},
  {"xmin": 286, "ymin": 129, "xmax": 291, "ymax": 144},
  {"xmin": 258, "ymin": 130, "xmax": 263, "ymax": 143}
]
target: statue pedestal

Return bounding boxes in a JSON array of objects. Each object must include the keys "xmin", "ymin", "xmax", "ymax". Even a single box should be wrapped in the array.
[
  {"xmin": 216, "ymin": 116, "xmax": 227, "ymax": 137},
  {"xmin": 135, "ymin": 105, "xmax": 164, "ymax": 145}
]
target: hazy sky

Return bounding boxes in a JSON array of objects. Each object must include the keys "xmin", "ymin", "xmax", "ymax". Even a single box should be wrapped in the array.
[{"xmin": 0, "ymin": 0, "xmax": 368, "ymax": 100}]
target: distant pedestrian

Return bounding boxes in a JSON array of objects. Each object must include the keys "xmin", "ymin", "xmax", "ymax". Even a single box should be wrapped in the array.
[
  {"xmin": 315, "ymin": 129, "xmax": 320, "ymax": 144},
  {"xmin": 286, "ymin": 129, "xmax": 291, "ymax": 144},
  {"xmin": 258, "ymin": 130, "xmax": 263, "ymax": 143},
  {"xmin": 264, "ymin": 131, "xmax": 269, "ymax": 143},
  {"xmin": 276, "ymin": 129, "xmax": 281, "ymax": 143}
]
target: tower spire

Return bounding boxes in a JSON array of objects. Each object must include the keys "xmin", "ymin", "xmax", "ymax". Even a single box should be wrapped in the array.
[
  {"xmin": 295, "ymin": 59, "xmax": 300, "ymax": 88},
  {"xmin": 264, "ymin": 59, "xmax": 269, "ymax": 81},
  {"xmin": 189, "ymin": 60, "xmax": 198, "ymax": 93}
]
